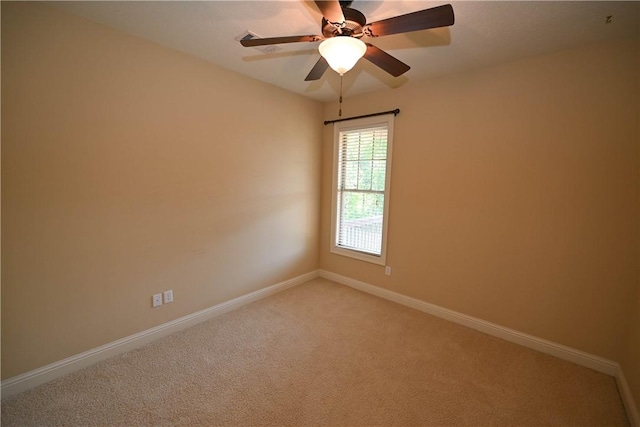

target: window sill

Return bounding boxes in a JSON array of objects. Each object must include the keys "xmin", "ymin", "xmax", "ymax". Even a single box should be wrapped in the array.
[{"xmin": 330, "ymin": 245, "xmax": 386, "ymax": 266}]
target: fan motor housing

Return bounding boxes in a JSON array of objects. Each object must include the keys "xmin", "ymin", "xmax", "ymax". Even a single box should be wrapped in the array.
[{"xmin": 322, "ymin": 7, "xmax": 367, "ymax": 38}]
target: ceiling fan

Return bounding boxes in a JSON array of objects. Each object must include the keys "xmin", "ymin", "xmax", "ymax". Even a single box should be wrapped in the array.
[{"xmin": 240, "ymin": 0, "xmax": 455, "ymax": 81}]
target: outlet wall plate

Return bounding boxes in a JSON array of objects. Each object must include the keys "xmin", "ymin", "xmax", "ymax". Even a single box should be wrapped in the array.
[
  {"xmin": 164, "ymin": 290, "xmax": 174, "ymax": 304},
  {"xmin": 152, "ymin": 294, "xmax": 163, "ymax": 308}
]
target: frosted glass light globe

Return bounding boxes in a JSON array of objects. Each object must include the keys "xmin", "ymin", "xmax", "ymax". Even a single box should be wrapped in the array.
[{"xmin": 319, "ymin": 37, "xmax": 367, "ymax": 75}]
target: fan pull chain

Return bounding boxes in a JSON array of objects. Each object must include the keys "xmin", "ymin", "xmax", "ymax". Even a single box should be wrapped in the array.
[{"xmin": 338, "ymin": 74, "xmax": 343, "ymax": 117}]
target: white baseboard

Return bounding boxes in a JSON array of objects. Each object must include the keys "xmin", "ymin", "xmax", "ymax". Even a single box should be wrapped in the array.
[
  {"xmin": 319, "ymin": 270, "xmax": 617, "ymax": 374},
  {"xmin": 616, "ymin": 366, "xmax": 640, "ymax": 427},
  {"xmin": 318, "ymin": 270, "xmax": 640, "ymax": 424},
  {"xmin": 1, "ymin": 270, "xmax": 320, "ymax": 399}
]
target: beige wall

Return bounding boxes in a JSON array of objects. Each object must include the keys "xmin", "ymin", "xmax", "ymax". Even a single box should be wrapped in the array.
[
  {"xmin": 1, "ymin": 2, "xmax": 322, "ymax": 379},
  {"xmin": 321, "ymin": 38, "xmax": 639, "ymax": 370},
  {"xmin": 619, "ymin": 88, "xmax": 640, "ymax": 412}
]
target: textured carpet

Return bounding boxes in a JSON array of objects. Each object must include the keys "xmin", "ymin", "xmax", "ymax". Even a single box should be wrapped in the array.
[{"xmin": 1, "ymin": 278, "xmax": 629, "ymax": 426}]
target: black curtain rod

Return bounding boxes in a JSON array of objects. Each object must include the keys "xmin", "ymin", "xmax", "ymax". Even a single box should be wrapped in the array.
[{"xmin": 323, "ymin": 109, "xmax": 400, "ymax": 125}]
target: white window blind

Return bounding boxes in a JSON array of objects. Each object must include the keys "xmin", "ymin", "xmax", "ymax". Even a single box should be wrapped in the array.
[{"xmin": 331, "ymin": 114, "xmax": 393, "ymax": 265}]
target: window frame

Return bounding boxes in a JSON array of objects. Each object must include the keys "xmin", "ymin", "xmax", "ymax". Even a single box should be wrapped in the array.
[{"xmin": 330, "ymin": 113, "xmax": 394, "ymax": 265}]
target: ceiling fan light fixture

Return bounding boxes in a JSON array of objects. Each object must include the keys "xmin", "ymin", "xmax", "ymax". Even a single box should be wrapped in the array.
[{"xmin": 319, "ymin": 36, "xmax": 366, "ymax": 75}]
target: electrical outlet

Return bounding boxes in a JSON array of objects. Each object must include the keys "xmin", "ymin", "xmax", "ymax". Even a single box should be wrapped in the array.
[
  {"xmin": 164, "ymin": 290, "xmax": 174, "ymax": 304},
  {"xmin": 385, "ymin": 266, "xmax": 391, "ymax": 276},
  {"xmin": 152, "ymin": 293, "xmax": 163, "ymax": 308}
]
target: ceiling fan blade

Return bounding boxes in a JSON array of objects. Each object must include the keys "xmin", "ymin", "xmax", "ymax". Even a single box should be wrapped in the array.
[
  {"xmin": 314, "ymin": 0, "xmax": 345, "ymax": 25},
  {"xmin": 364, "ymin": 4, "xmax": 454, "ymax": 37},
  {"xmin": 363, "ymin": 43, "xmax": 410, "ymax": 77},
  {"xmin": 305, "ymin": 57, "xmax": 330, "ymax": 81},
  {"xmin": 240, "ymin": 35, "xmax": 323, "ymax": 47}
]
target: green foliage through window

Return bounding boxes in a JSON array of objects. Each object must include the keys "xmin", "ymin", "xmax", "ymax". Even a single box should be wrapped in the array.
[{"xmin": 336, "ymin": 125, "xmax": 388, "ymax": 255}]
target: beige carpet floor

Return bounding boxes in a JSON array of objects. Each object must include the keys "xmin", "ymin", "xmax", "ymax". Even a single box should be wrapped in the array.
[{"xmin": 1, "ymin": 278, "xmax": 629, "ymax": 426}]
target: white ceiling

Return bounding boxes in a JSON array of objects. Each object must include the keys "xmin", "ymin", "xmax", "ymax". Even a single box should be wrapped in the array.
[{"xmin": 51, "ymin": 1, "xmax": 640, "ymax": 102}]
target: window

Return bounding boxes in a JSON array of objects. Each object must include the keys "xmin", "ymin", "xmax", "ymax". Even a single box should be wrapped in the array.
[{"xmin": 330, "ymin": 114, "xmax": 394, "ymax": 265}]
